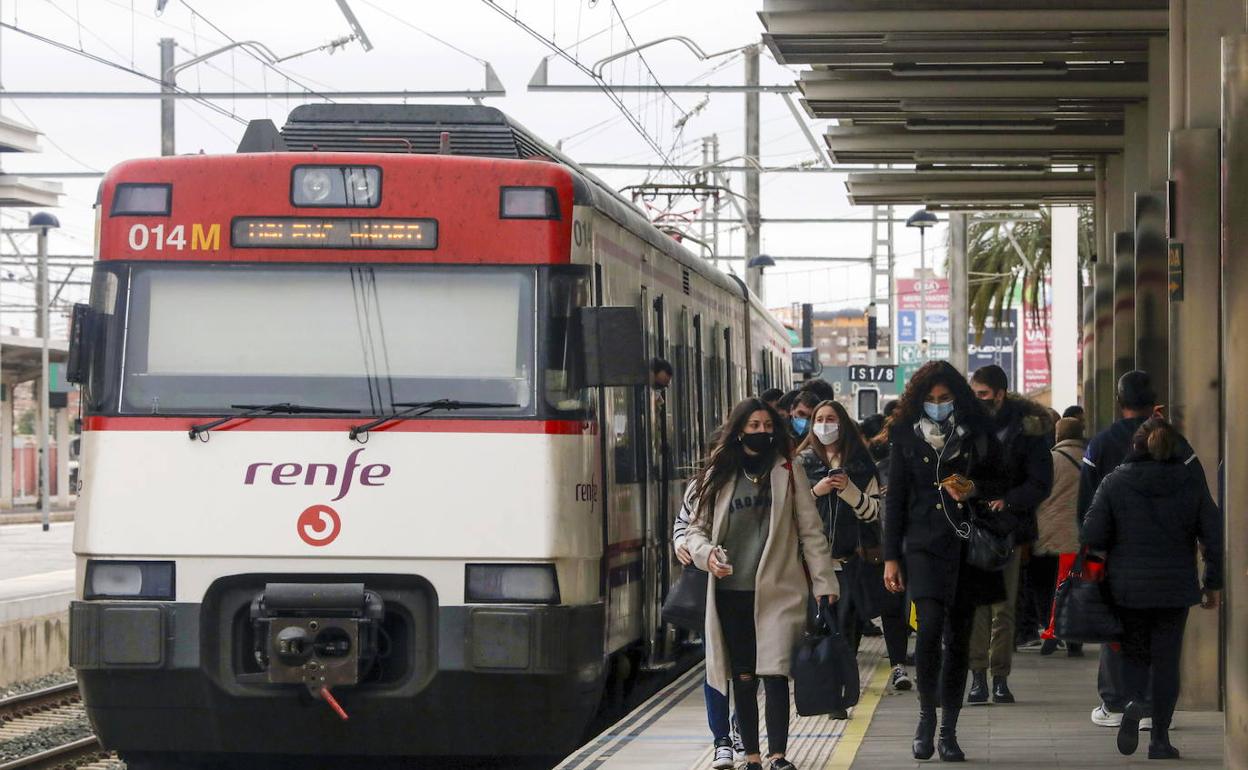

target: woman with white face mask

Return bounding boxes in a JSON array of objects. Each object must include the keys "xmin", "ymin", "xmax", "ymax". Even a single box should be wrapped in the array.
[
  {"xmin": 880, "ymin": 361, "xmax": 1009, "ymax": 763},
  {"xmin": 797, "ymin": 401, "xmax": 913, "ymax": 698}
]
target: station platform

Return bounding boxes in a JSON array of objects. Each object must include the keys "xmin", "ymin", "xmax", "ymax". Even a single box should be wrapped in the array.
[
  {"xmin": 566, "ymin": 637, "xmax": 1225, "ymax": 770},
  {"xmin": 0, "ymin": 521, "xmax": 75, "ymax": 686}
]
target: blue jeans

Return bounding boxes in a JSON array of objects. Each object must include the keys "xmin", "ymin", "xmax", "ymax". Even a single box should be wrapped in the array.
[{"xmin": 705, "ymin": 680, "xmax": 730, "ymax": 741}]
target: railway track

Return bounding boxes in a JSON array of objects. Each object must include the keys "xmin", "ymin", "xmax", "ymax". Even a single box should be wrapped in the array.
[{"xmin": 0, "ymin": 683, "xmax": 115, "ymax": 770}]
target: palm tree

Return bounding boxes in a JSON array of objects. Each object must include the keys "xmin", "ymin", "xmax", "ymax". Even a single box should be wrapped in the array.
[{"xmin": 965, "ymin": 206, "xmax": 1094, "ymax": 342}]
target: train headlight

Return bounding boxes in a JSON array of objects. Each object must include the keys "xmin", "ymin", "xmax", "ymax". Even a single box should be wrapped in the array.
[
  {"xmin": 465, "ymin": 564, "xmax": 560, "ymax": 604},
  {"xmin": 85, "ymin": 560, "xmax": 175, "ymax": 600},
  {"xmin": 292, "ymin": 166, "xmax": 381, "ymax": 207},
  {"xmin": 500, "ymin": 186, "xmax": 560, "ymax": 220}
]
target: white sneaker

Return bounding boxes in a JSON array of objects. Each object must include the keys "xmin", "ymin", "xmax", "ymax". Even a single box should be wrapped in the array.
[
  {"xmin": 1140, "ymin": 717, "xmax": 1154, "ymax": 731},
  {"xmin": 730, "ymin": 714, "xmax": 745, "ymax": 758},
  {"xmin": 712, "ymin": 739, "xmax": 734, "ymax": 769},
  {"xmin": 890, "ymin": 664, "xmax": 913, "ymax": 691},
  {"xmin": 1092, "ymin": 703, "xmax": 1123, "ymax": 727}
]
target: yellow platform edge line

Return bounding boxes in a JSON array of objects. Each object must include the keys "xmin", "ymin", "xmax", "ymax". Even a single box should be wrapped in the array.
[{"xmin": 823, "ymin": 658, "xmax": 892, "ymax": 770}]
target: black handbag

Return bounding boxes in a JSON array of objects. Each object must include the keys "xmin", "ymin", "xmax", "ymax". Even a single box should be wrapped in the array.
[
  {"xmin": 1052, "ymin": 549, "xmax": 1122, "ymax": 644},
  {"xmin": 965, "ymin": 514, "xmax": 1015, "ymax": 571},
  {"xmin": 661, "ymin": 565, "xmax": 708, "ymax": 631},
  {"xmin": 791, "ymin": 599, "xmax": 860, "ymax": 717}
]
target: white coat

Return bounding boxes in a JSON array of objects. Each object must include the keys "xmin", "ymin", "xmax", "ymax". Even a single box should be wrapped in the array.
[{"xmin": 687, "ymin": 457, "xmax": 839, "ymax": 696}]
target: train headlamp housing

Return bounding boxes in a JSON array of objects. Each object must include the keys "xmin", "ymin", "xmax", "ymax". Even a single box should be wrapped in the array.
[
  {"xmin": 465, "ymin": 563, "xmax": 560, "ymax": 604},
  {"xmin": 85, "ymin": 560, "xmax": 175, "ymax": 600},
  {"xmin": 291, "ymin": 166, "xmax": 381, "ymax": 207},
  {"xmin": 500, "ymin": 186, "xmax": 560, "ymax": 220},
  {"xmin": 110, "ymin": 183, "xmax": 171, "ymax": 216}
]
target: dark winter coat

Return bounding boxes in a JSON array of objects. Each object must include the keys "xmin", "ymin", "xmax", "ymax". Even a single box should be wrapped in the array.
[
  {"xmin": 799, "ymin": 446, "xmax": 880, "ymax": 559},
  {"xmin": 1077, "ymin": 416, "xmax": 1203, "ymax": 526},
  {"xmin": 989, "ymin": 395, "xmax": 1055, "ymax": 545},
  {"xmin": 883, "ymin": 415, "xmax": 1011, "ymax": 604},
  {"xmin": 1081, "ymin": 456, "xmax": 1224, "ymax": 608}
]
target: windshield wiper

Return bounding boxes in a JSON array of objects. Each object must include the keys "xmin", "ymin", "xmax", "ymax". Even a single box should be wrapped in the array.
[
  {"xmin": 348, "ymin": 399, "xmax": 518, "ymax": 442},
  {"xmin": 189, "ymin": 402, "xmax": 361, "ymax": 441}
]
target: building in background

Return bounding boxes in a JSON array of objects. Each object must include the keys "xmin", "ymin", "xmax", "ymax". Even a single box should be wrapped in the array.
[{"xmin": 772, "ymin": 306, "xmax": 893, "ymax": 368}]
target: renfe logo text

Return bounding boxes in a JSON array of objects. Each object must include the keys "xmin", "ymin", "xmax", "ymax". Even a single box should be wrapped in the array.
[{"xmin": 244, "ymin": 447, "xmax": 391, "ymax": 502}]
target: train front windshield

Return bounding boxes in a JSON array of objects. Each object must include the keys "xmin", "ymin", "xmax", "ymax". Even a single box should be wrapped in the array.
[{"xmin": 87, "ymin": 264, "xmax": 539, "ymax": 416}]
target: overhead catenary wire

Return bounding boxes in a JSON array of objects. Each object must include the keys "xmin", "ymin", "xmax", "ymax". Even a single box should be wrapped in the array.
[{"xmin": 481, "ymin": 0, "xmax": 687, "ymax": 183}]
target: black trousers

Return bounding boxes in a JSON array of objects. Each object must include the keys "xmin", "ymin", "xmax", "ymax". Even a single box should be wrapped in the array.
[
  {"xmin": 913, "ymin": 595, "xmax": 976, "ymax": 722},
  {"xmin": 1118, "ymin": 606, "xmax": 1190, "ymax": 732},
  {"xmin": 837, "ymin": 557, "xmax": 909, "ymax": 667},
  {"xmin": 1026, "ymin": 554, "xmax": 1060, "ymax": 638},
  {"xmin": 717, "ymin": 589, "xmax": 790, "ymax": 756}
]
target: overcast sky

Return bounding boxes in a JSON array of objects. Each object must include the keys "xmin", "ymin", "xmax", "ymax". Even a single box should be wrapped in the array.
[{"xmin": 0, "ymin": 0, "xmax": 944, "ymax": 336}]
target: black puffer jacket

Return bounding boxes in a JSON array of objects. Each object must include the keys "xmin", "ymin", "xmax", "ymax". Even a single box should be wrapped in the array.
[
  {"xmin": 990, "ymin": 395, "xmax": 1055, "ymax": 544},
  {"xmin": 1081, "ymin": 456, "xmax": 1223, "ymax": 608},
  {"xmin": 799, "ymin": 446, "xmax": 880, "ymax": 559}
]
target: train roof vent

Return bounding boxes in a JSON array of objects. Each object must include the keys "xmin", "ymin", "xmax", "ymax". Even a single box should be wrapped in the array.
[
  {"xmin": 682, "ymin": 268, "xmax": 691, "ymax": 296},
  {"xmin": 278, "ymin": 104, "xmax": 551, "ymax": 159}
]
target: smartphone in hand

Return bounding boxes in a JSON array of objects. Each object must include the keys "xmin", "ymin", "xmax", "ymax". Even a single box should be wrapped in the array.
[{"xmin": 713, "ymin": 546, "xmax": 734, "ymax": 575}]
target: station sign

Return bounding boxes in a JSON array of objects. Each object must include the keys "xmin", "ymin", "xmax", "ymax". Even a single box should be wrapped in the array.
[{"xmin": 848, "ymin": 364, "xmax": 896, "ymax": 383}]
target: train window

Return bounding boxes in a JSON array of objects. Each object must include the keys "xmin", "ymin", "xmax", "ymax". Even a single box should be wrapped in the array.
[
  {"xmin": 723, "ymin": 328, "xmax": 733, "ymax": 406},
  {"xmin": 543, "ymin": 268, "xmax": 592, "ymax": 413},
  {"xmin": 707, "ymin": 323, "xmax": 722, "ymax": 430},
  {"xmin": 692, "ymin": 315, "xmax": 705, "ymax": 458}
]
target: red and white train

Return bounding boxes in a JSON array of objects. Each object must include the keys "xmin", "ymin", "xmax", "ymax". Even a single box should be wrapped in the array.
[{"xmin": 67, "ymin": 105, "xmax": 791, "ymax": 768}]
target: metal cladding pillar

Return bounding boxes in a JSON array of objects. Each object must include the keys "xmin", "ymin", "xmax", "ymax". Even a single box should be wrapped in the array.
[
  {"xmin": 948, "ymin": 212, "xmax": 968, "ymax": 375},
  {"xmin": 54, "ymin": 409, "xmax": 68, "ymax": 508},
  {"xmin": 35, "ymin": 227, "xmax": 50, "ymax": 531},
  {"xmin": 1093, "ymin": 261, "xmax": 1116, "ymax": 432},
  {"xmin": 743, "ymin": 45, "xmax": 761, "ymax": 296},
  {"xmin": 1135, "ymin": 192, "xmax": 1170, "ymax": 406},
  {"xmin": 1113, "ymin": 231, "xmax": 1136, "ymax": 382},
  {"xmin": 160, "ymin": 37, "xmax": 176, "ymax": 157},
  {"xmin": 1221, "ymin": 33, "xmax": 1248, "ymax": 769},
  {"xmin": 1082, "ymin": 284, "xmax": 1095, "ymax": 420},
  {"xmin": 1051, "ymin": 207, "xmax": 1079, "ymax": 409}
]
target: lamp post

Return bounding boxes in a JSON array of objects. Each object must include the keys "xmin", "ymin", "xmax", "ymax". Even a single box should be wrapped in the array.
[
  {"xmin": 906, "ymin": 209, "xmax": 938, "ymax": 362},
  {"xmin": 30, "ymin": 212, "xmax": 59, "ymax": 531},
  {"xmin": 747, "ymin": 254, "xmax": 776, "ymax": 304}
]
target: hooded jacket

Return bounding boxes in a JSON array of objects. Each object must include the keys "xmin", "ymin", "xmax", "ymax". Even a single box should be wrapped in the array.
[
  {"xmin": 1077, "ymin": 416, "xmax": 1203, "ymax": 526},
  {"xmin": 1081, "ymin": 456, "xmax": 1223, "ymax": 608},
  {"xmin": 988, "ymin": 394, "xmax": 1055, "ymax": 544}
]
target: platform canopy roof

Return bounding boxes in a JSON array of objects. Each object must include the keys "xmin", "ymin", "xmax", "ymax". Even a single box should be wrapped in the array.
[{"xmin": 760, "ymin": 0, "xmax": 1167, "ymax": 206}]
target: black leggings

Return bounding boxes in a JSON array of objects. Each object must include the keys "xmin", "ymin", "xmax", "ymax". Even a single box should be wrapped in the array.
[
  {"xmin": 1119, "ymin": 606, "xmax": 1189, "ymax": 733},
  {"xmin": 717, "ymin": 589, "xmax": 790, "ymax": 756},
  {"xmin": 841, "ymin": 558, "xmax": 909, "ymax": 666},
  {"xmin": 913, "ymin": 596, "xmax": 976, "ymax": 723}
]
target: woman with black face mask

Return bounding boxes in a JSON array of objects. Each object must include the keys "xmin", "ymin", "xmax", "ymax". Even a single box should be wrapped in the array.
[
  {"xmin": 881, "ymin": 361, "xmax": 1008, "ymax": 762},
  {"xmin": 686, "ymin": 398, "xmax": 839, "ymax": 770}
]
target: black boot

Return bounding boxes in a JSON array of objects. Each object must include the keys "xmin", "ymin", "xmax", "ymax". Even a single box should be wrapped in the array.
[
  {"xmin": 1148, "ymin": 727, "xmax": 1180, "ymax": 760},
  {"xmin": 937, "ymin": 720, "xmax": 966, "ymax": 762},
  {"xmin": 966, "ymin": 670, "xmax": 989, "ymax": 705},
  {"xmin": 1118, "ymin": 701, "xmax": 1146, "ymax": 755},
  {"xmin": 913, "ymin": 709, "xmax": 936, "ymax": 760},
  {"xmin": 992, "ymin": 676, "xmax": 1015, "ymax": 704}
]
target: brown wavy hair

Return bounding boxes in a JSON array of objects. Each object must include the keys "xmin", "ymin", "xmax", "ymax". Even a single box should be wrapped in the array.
[
  {"xmin": 690, "ymin": 397, "xmax": 792, "ymax": 523},
  {"xmin": 1131, "ymin": 417, "xmax": 1179, "ymax": 461},
  {"xmin": 884, "ymin": 360, "xmax": 991, "ymax": 436}
]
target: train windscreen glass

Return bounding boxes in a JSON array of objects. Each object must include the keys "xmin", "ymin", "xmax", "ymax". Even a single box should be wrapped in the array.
[{"xmin": 114, "ymin": 265, "xmax": 535, "ymax": 415}]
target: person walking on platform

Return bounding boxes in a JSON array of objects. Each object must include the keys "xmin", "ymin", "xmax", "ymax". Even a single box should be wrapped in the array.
[
  {"xmin": 798, "ymin": 400, "xmax": 912, "ymax": 693},
  {"xmin": 1081, "ymin": 418, "xmax": 1223, "ymax": 759},
  {"xmin": 966, "ymin": 365, "xmax": 1054, "ymax": 705},
  {"xmin": 1079, "ymin": 371, "xmax": 1206, "ymax": 730},
  {"xmin": 1033, "ymin": 417, "xmax": 1086, "ymax": 657},
  {"xmin": 686, "ymin": 398, "xmax": 839, "ymax": 770},
  {"xmin": 882, "ymin": 361, "xmax": 1010, "ymax": 762}
]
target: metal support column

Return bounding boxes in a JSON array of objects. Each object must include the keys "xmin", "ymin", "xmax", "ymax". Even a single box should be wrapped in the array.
[
  {"xmin": 948, "ymin": 212, "xmax": 968, "ymax": 374},
  {"xmin": 743, "ymin": 45, "xmax": 761, "ymax": 295},
  {"xmin": 1093, "ymin": 261, "xmax": 1116, "ymax": 432},
  {"xmin": 1135, "ymin": 191, "xmax": 1170, "ymax": 405},
  {"xmin": 35, "ymin": 228, "xmax": 50, "ymax": 531},
  {"xmin": 1223, "ymin": 34, "xmax": 1248, "ymax": 768},
  {"xmin": 1051, "ymin": 206, "xmax": 1080, "ymax": 409},
  {"xmin": 160, "ymin": 38, "xmax": 176, "ymax": 157},
  {"xmin": 1113, "ymin": 231, "xmax": 1136, "ymax": 381}
]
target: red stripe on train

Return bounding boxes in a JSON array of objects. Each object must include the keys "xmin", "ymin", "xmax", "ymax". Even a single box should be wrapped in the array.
[{"xmin": 84, "ymin": 416, "xmax": 595, "ymax": 435}]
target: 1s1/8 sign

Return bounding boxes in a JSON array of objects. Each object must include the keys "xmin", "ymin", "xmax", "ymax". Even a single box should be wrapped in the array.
[{"xmin": 849, "ymin": 364, "xmax": 896, "ymax": 383}]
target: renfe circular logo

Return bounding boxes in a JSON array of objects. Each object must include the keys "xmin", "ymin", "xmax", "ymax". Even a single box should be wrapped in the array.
[{"xmin": 297, "ymin": 504, "xmax": 341, "ymax": 547}]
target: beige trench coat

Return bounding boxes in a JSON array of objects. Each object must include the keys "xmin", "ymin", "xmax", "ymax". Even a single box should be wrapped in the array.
[{"xmin": 687, "ymin": 458, "xmax": 839, "ymax": 696}]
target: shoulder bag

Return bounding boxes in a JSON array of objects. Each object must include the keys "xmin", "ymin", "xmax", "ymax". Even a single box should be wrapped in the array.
[
  {"xmin": 792, "ymin": 598, "xmax": 860, "ymax": 716},
  {"xmin": 1052, "ymin": 547, "xmax": 1121, "ymax": 643},
  {"xmin": 661, "ymin": 565, "xmax": 708, "ymax": 631}
]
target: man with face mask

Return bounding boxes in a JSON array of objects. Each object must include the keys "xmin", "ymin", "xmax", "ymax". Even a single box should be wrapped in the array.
[
  {"xmin": 788, "ymin": 391, "xmax": 819, "ymax": 441},
  {"xmin": 964, "ymin": 365, "xmax": 1054, "ymax": 706}
]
